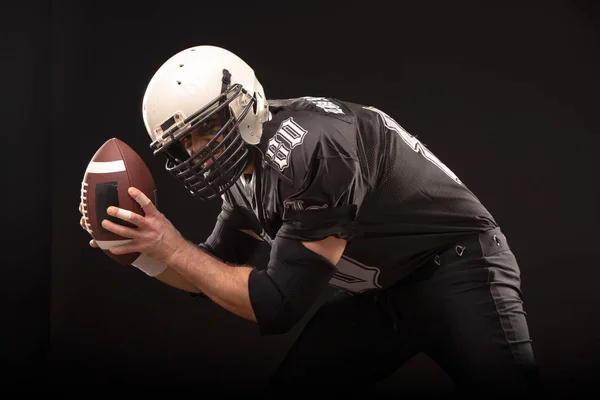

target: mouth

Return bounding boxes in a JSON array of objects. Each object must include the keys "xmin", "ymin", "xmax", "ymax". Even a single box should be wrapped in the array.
[{"xmin": 203, "ymin": 149, "xmax": 223, "ymax": 167}]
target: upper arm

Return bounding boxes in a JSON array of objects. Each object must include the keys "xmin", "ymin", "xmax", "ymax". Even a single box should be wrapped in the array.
[
  {"xmin": 277, "ymin": 155, "xmax": 366, "ymax": 243},
  {"xmin": 302, "ymin": 236, "xmax": 347, "ymax": 266},
  {"xmin": 278, "ymin": 154, "xmax": 360, "ymax": 266},
  {"xmin": 239, "ymin": 229, "xmax": 264, "ymax": 242}
]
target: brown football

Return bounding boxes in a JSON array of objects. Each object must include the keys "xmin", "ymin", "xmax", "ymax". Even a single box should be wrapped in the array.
[{"xmin": 80, "ymin": 138, "xmax": 157, "ymax": 265}]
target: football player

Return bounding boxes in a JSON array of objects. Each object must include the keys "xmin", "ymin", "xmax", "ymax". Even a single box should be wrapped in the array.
[{"xmin": 80, "ymin": 45, "xmax": 540, "ymax": 392}]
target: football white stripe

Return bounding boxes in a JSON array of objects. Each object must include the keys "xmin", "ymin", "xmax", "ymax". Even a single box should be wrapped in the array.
[
  {"xmin": 86, "ymin": 160, "xmax": 126, "ymax": 174},
  {"xmin": 95, "ymin": 239, "xmax": 132, "ymax": 250}
]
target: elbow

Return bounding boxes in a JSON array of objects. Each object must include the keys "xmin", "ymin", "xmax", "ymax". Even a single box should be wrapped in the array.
[
  {"xmin": 249, "ymin": 269, "xmax": 317, "ymax": 336},
  {"xmin": 257, "ymin": 303, "xmax": 305, "ymax": 335},
  {"xmin": 248, "ymin": 236, "xmax": 338, "ymax": 336}
]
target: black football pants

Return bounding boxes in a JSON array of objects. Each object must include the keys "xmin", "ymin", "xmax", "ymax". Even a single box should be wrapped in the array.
[{"xmin": 269, "ymin": 227, "xmax": 540, "ymax": 393}]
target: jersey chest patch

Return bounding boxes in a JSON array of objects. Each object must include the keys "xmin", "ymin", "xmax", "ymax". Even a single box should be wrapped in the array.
[{"xmin": 265, "ymin": 117, "xmax": 308, "ymax": 171}]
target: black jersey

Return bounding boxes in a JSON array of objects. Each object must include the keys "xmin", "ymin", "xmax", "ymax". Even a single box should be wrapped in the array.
[{"xmin": 220, "ymin": 96, "xmax": 497, "ymax": 293}]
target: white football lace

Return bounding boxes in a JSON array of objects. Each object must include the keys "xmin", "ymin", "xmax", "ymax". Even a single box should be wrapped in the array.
[{"xmin": 80, "ymin": 181, "xmax": 92, "ymax": 234}]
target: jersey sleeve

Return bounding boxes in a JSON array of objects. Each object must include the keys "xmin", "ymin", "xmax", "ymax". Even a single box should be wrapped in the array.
[
  {"xmin": 216, "ymin": 192, "xmax": 255, "ymax": 231},
  {"xmin": 200, "ymin": 193, "xmax": 261, "ymax": 266},
  {"xmin": 277, "ymin": 155, "xmax": 365, "ymax": 242}
]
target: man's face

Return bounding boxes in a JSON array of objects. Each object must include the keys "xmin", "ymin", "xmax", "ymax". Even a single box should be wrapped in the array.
[{"xmin": 181, "ymin": 113, "xmax": 224, "ymax": 166}]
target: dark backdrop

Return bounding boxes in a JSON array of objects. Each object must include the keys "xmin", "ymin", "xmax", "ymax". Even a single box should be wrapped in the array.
[{"xmin": 2, "ymin": 0, "xmax": 599, "ymax": 392}]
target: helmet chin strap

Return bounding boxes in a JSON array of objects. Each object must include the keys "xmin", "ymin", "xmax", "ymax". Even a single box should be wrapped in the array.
[
  {"xmin": 219, "ymin": 69, "xmax": 232, "ymax": 123},
  {"xmin": 220, "ymin": 68, "xmax": 252, "ymax": 203},
  {"xmin": 217, "ymin": 70, "xmax": 267, "ymax": 217}
]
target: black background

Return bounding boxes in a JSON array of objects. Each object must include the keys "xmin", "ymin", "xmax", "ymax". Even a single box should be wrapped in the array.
[{"xmin": 2, "ymin": 0, "xmax": 599, "ymax": 392}]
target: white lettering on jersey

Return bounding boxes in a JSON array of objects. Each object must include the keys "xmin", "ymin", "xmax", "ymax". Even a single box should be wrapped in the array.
[
  {"xmin": 266, "ymin": 117, "xmax": 308, "ymax": 171},
  {"xmin": 283, "ymin": 199, "xmax": 329, "ymax": 211},
  {"xmin": 364, "ymin": 106, "xmax": 463, "ymax": 185},
  {"xmin": 302, "ymin": 97, "xmax": 344, "ymax": 114}
]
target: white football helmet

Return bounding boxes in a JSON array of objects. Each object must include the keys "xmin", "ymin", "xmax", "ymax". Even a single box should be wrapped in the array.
[{"xmin": 141, "ymin": 45, "xmax": 269, "ymax": 200}]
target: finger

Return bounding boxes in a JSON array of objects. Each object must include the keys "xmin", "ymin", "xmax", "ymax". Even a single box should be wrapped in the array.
[
  {"xmin": 106, "ymin": 206, "xmax": 144, "ymax": 226},
  {"xmin": 128, "ymin": 187, "xmax": 156, "ymax": 214},
  {"xmin": 101, "ymin": 218, "xmax": 137, "ymax": 238},
  {"xmin": 89, "ymin": 239, "xmax": 98, "ymax": 248}
]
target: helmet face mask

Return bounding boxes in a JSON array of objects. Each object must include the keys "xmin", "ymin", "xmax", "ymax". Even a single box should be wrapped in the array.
[
  {"xmin": 149, "ymin": 82, "xmax": 254, "ymax": 200},
  {"xmin": 142, "ymin": 46, "xmax": 268, "ymax": 200}
]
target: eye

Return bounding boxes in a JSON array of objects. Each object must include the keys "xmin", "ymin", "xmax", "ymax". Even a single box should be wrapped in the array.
[
  {"xmin": 205, "ymin": 121, "xmax": 218, "ymax": 131},
  {"xmin": 181, "ymin": 135, "xmax": 192, "ymax": 149}
]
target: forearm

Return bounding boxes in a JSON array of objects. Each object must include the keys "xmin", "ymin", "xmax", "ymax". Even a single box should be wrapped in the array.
[
  {"xmin": 155, "ymin": 267, "xmax": 202, "ymax": 293},
  {"xmin": 167, "ymin": 239, "xmax": 257, "ymax": 322}
]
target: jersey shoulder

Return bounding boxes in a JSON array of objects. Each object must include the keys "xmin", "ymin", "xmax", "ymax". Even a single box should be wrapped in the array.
[
  {"xmin": 268, "ymin": 96, "xmax": 355, "ymax": 124},
  {"xmin": 259, "ymin": 97, "xmax": 360, "ymax": 190}
]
